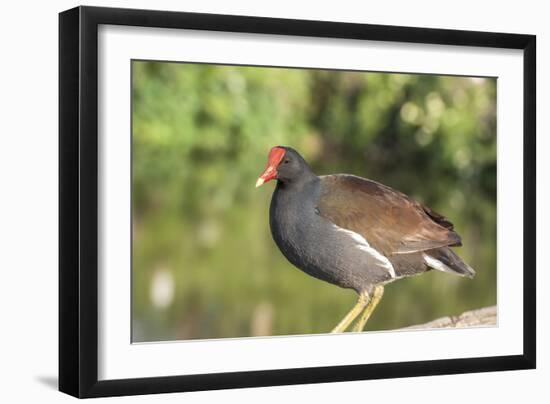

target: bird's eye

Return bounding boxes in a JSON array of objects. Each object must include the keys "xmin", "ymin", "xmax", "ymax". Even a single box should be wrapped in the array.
[{"xmin": 283, "ymin": 160, "xmax": 290, "ymax": 164}]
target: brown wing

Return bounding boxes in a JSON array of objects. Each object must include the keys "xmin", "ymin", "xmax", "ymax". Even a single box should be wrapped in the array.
[{"xmin": 317, "ymin": 175, "xmax": 461, "ymax": 256}]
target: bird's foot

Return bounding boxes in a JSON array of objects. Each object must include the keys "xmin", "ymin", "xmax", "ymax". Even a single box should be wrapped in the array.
[
  {"xmin": 331, "ymin": 291, "xmax": 370, "ymax": 333},
  {"xmin": 352, "ymin": 285, "xmax": 384, "ymax": 332}
]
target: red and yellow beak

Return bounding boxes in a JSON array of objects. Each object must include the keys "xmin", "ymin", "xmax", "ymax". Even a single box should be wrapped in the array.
[{"xmin": 256, "ymin": 147, "xmax": 285, "ymax": 187}]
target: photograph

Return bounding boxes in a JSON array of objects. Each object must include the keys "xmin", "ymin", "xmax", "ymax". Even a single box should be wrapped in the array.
[
  {"xmin": 54, "ymin": 4, "xmax": 537, "ymax": 399},
  {"xmin": 131, "ymin": 60, "xmax": 497, "ymax": 342}
]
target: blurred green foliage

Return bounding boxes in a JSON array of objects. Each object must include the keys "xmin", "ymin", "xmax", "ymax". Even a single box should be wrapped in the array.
[{"xmin": 132, "ymin": 60, "xmax": 496, "ymax": 342}]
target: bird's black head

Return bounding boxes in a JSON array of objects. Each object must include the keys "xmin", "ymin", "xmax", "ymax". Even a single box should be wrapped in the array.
[{"xmin": 256, "ymin": 146, "xmax": 314, "ymax": 187}]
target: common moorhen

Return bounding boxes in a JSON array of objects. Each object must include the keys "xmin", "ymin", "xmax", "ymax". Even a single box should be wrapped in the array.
[{"xmin": 256, "ymin": 146, "xmax": 475, "ymax": 333}]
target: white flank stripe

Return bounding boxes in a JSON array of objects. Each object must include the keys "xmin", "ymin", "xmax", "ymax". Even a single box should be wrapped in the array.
[{"xmin": 333, "ymin": 225, "xmax": 396, "ymax": 278}]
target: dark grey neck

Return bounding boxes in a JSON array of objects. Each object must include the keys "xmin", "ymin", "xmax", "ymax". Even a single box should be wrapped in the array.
[{"xmin": 276, "ymin": 170, "xmax": 318, "ymax": 192}]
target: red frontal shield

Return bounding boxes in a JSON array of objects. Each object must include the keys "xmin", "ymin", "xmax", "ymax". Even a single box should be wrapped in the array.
[{"xmin": 256, "ymin": 147, "xmax": 286, "ymax": 187}]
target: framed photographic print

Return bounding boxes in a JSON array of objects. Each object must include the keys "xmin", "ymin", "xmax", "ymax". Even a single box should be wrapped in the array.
[{"xmin": 59, "ymin": 6, "xmax": 536, "ymax": 398}]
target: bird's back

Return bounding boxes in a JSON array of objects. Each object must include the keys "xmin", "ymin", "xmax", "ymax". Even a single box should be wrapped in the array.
[{"xmin": 317, "ymin": 174, "xmax": 474, "ymax": 280}]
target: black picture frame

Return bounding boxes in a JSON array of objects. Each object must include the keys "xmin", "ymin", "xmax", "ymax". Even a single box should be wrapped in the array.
[{"xmin": 59, "ymin": 5, "xmax": 536, "ymax": 398}]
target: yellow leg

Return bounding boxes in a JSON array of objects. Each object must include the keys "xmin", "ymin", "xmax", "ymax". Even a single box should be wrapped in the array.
[
  {"xmin": 331, "ymin": 291, "xmax": 370, "ymax": 333},
  {"xmin": 352, "ymin": 285, "xmax": 384, "ymax": 332}
]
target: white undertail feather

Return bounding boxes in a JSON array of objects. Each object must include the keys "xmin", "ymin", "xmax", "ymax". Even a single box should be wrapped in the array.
[
  {"xmin": 422, "ymin": 253, "xmax": 454, "ymax": 274},
  {"xmin": 422, "ymin": 253, "xmax": 474, "ymax": 277},
  {"xmin": 333, "ymin": 225, "xmax": 396, "ymax": 278}
]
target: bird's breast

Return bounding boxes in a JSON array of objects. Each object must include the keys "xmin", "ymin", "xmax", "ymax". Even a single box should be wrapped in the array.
[
  {"xmin": 269, "ymin": 182, "xmax": 323, "ymax": 268},
  {"xmin": 268, "ymin": 183, "xmax": 361, "ymax": 289},
  {"xmin": 269, "ymin": 184, "xmax": 317, "ymax": 261}
]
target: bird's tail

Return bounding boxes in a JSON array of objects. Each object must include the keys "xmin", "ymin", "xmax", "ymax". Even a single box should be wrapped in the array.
[{"xmin": 423, "ymin": 247, "xmax": 476, "ymax": 278}]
